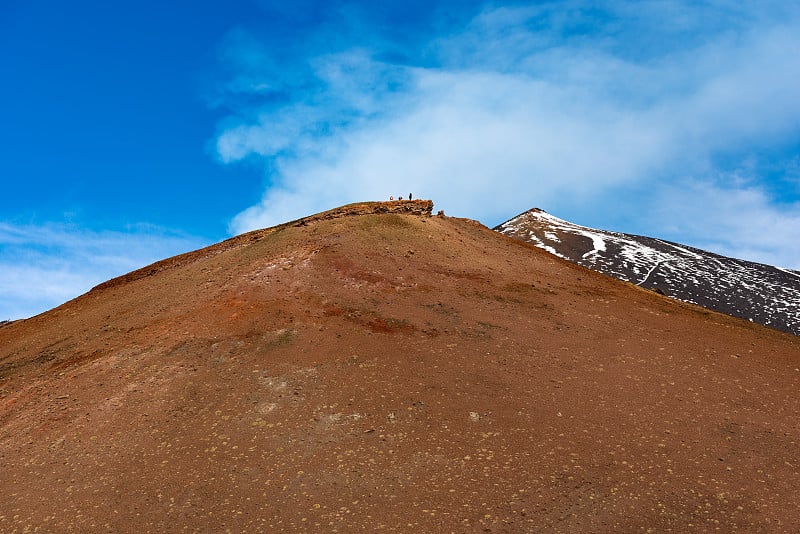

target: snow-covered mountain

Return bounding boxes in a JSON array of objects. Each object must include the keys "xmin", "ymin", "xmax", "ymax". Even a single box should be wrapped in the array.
[{"xmin": 496, "ymin": 208, "xmax": 800, "ymax": 336}]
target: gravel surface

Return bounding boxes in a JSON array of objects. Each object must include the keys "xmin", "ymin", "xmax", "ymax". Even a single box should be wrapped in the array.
[{"xmin": 2, "ymin": 202, "xmax": 799, "ymax": 532}]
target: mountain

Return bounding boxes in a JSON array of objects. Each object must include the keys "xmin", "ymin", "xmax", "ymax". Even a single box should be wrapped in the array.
[
  {"xmin": 2, "ymin": 201, "xmax": 800, "ymax": 532},
  {"xmin": 496, "ymin": 208, "xmax": 800, "ymax": 336}
]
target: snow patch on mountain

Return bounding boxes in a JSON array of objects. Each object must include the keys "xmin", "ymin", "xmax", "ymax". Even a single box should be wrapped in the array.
[{"xmin": 496, "ymin": 208, "xmax": 800, "ymax": 337}]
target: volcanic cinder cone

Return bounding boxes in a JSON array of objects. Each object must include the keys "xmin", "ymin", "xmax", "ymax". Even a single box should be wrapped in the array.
[{"xmin": 2, "ymin": 201, "xmax": 799, "ymax": 532}]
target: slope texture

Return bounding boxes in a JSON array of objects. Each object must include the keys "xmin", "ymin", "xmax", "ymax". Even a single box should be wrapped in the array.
[
  {"xmin": 2, "ymin": 203, "xmax": 799, "ymax": 532},
  {"xmin": 496, "ymin": 208, "xmax": 800, "ymax": 336}
]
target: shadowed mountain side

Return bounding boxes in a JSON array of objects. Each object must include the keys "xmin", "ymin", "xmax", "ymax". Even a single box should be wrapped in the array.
[
  {"xmin": 496, "ymin": 208, "xmax": 800, "ymax": 336},
  {"xmin": 1, "ymin": 204, "xmax": 799, "ymax": 532}
]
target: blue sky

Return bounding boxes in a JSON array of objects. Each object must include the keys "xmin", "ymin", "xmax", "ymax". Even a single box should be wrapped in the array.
[{"xmin": 2, "ymin": 0, "xmax": 800, "ymax": 319}]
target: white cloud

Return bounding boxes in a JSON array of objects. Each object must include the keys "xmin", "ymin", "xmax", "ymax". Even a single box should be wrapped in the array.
[
  {"xmin": 215, "ymin": 1, "xmax": 800, "ymax": 268},
  {"xmin": 0, "ymin": 223, "xmax": 205, "ymax": 320},
  {"xmin": 644, "ymin": 179, "xmax": 800, "ymax": 269}
]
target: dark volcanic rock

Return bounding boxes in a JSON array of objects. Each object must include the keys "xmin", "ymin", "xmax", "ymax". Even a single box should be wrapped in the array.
[{"xmin": 496, "ymin": 208, "xmax": 800, "ymax": 336}]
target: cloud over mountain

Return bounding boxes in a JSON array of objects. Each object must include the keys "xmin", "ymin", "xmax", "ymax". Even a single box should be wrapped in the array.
[{"xmin": 213, "ymin": 0, "xmax": 800, "ymax": 268}]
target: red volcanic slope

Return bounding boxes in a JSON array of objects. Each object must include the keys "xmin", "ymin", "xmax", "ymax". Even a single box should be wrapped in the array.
[{"xmin": 1, "ymin": 201, "xmax": 799, "ymax": 532}]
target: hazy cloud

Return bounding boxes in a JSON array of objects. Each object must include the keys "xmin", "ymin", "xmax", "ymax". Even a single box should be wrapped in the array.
[
  {"xmin": 214, "ymin": 1, "xmax": 800, "ymax": 268},
  {"xmin": 0, "ymin": 223, "xmax": 204, "ymax": 320},
  {"xmin": 646, "ymin": 179, "xmax": 800, "ymax": 269}
]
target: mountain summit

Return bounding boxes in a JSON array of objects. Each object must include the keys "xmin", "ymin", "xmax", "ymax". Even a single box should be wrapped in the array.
[
  {"xmin": 496, "ymin": 208, "xmax": 800, "ymax": 336},
  {"xmin": 2, "ymin": 201, "xmax": 799, "ymax": 532}
]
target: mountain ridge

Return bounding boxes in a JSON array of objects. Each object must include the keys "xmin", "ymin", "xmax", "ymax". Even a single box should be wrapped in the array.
[
  {"xmin": 91, "ymin": 200, "xmax": 435, "ymax": 294},
  {"xmin": 495, "ymin": 207, "xmax": 800, "ymax": 336}
]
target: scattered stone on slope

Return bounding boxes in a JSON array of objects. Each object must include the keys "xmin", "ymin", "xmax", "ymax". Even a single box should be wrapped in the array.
[{"xmin": 2, "ymin": 204, "xmax": 799, "ymax": 532}]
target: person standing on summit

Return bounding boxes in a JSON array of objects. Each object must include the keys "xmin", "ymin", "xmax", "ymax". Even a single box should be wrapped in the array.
[{"xmin": 409, "ymin": 193, "xmax": 413, "ymax": 200}]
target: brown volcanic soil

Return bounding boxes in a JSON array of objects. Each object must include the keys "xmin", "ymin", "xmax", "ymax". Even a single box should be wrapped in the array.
[{"xmin": 1, "ymin": 201, "xmax": 799, "ymax": 533}]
